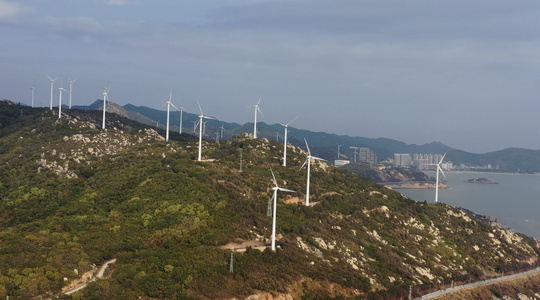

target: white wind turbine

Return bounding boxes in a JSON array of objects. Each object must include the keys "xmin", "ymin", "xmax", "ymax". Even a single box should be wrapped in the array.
[
  {"xmin": 178, "ymin": 106, "xmax": 184, "ymax": 134},
  {"xmin": 202, "ymin": 120, "xmax": 209, "ymax": 135},
  {"xmin": 30, "ymin": 83, "xmax": 35, "ymax": 108},
  {"xmin": 68, "ymin": 78, "xmax": 76, "ymax": 109},
  {"xmin": 101, "ymin": 86, "xmax": 110, "ymax": 129},
  {"xmin": 58, "ymin": 83, "xmax": 67, "ymax": 118},
  {"xmin": 47, "ymin": 75, "xmax": 57, "ymax": 110},
  {"xmin": 426, "ymin": 152, "xmax": 447, "ymax": 203},
  {"xmin": 269, "ymin": 168, "xmax": 296, "ymax": 251},
  {"xmin": 279, "ymin": 116, "xmax": 298, "ymax": 167},
  {"xmin": 160, "ymin": 89, "xmax": 180, "ymax": 142},
  {"xmin": 301, "ymin": 139, "xmax": 326, "ymax": 206},
  {"xmin": 197, "ymin": 102, "xmax": 215, "ymax": 161},
  {"xmin": 248, "ymin": 96, "xmax": 263, "ymax": 138}
]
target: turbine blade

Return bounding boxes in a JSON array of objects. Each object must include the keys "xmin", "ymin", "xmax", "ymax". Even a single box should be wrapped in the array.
[
  {"xmin": 439, "ymin": 152, "xmax": 447, "ymax": 164},
  {"xmin": 170, "ymin": 103, "xmax": 179, "ymax": 111},
  {"xmin": 304, "ymin": 138, "xmax": 311, "ymax": 155},
  {"xmin": 438, "ymin": 166, "xmax": 447, "ymax": 179},
  {"xmin": 278, "ymin": 187, "xmax": 296, "ymax": 193},
  {"xmin": 312, "ymin": 156, "xmax": 326, "ymax": 162},
  {"xmin": 160, "ymin": 102, "xmax": 167, "ymax": 109},
  {"xmin": 270, "ymin": 168, "xmax": 278, "ymax": 186},
  {"xmin": 257, "ymin": 95, "xmax": 262, "ymax": 106},
  {"xmin": 300, "ymin": 158, "xmax": 308, "ymax": 170},
  {"xmin": 267, "ymin": 197, "xmax": 273, "ymax": 217},
  {"xmin": 286, "ymin": 116, "xmax": 299, "ymax": 126},
  {"xmin": 197, "ymin": 101, "xmax": 203, "ymax": 115}
]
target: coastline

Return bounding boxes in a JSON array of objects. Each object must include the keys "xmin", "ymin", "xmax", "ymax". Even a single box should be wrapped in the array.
[{"xmin": 436, "ymin": 170, "xmax": 540, "ymax": 176}]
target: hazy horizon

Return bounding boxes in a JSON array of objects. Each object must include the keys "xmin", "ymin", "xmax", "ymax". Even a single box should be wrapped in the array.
[{"xmin": 2, "ymin": 0, "xmax": 540, "ymax": 153}]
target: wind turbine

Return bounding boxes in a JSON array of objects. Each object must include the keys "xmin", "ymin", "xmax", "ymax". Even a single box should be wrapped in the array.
[
  {"xmin": 337, "ymin": 144, "xmax": 342, "ymax": 159},
  {"xmin": 192, "ymin": 120, "xmax": 199, "ymax": 133},
  {"xmin": 197, "ymin": 102, "xmax": 215, "ymax": 161},
  {"xmin": 220, "ymin": 123, "xmax": 225, "ymax": 139},
  {"xmin": 202, "ymin": 120, "xmax": 209, "ymax": 135},
  {"xmin": 30, "ymin": 83, "xmax": 35, "ymax": 108},
  {"xmin": 58, "ymin": 84, "xmax": 67, "ymax": 118},
  {"xmin": 47, "ymin": 75, "xmax": 57, "ymax": 110},
  {"xmin": 101, "ymin": 85, "xmax": 110, "ymax": 129},
  {"xmin": 248, "ymin": 96, "xmax": 263, "ymax": 138},
  {"xmin": 301, "ymin": 139, "xmax": 326, "ymax": 206},
  {"xmin": 68, "ymin": 78, "xmax": 76, "ymax": 109},
  {"xmin": 279, "ymin": 116, "xmax": 298, "ymax": 167},
  {"xmin": 426, "ymin": 152, "xmax": 447, "ymax": 203},
  {"xmin": 160, "ymin": 89, "xmax": 180, "ymax": 142},
  {"xmin": 178, "ymin": 106, "xmax": 184, "ymax": 134},
  {"xmin": 269, "ymin": 168, "xmax": 296, "ymax": 251}
]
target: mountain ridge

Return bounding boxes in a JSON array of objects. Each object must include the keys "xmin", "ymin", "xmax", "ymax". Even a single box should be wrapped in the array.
[
  {"xmin": 92, "ymin": 101, "xmax": 540, "ymax": 173},
  {"xmin": 1, "ymin": 100, "xmax": 540, "ymax": 299}
]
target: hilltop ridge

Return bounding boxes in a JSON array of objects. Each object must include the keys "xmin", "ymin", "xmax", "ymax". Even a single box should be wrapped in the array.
[
  {"xmin": 69, "ymin": 100, "xmax": 540, "ymax": 173},
  {"xmin": 1, "ymin": 100, "xmax": 539, "ymax": 299}
]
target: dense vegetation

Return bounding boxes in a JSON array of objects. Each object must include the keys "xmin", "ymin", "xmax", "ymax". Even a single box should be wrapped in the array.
[{"xmin": 1, "ymin": 100, "xmax": 540, "ymax": 299}]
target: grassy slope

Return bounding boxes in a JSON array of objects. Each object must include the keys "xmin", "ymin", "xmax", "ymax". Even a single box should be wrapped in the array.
[{"xmin": 1, "ymin": 102, "xmax": 539, "ymax": 299}]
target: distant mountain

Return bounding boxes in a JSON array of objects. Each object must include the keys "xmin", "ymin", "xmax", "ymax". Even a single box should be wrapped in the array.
[{"xmin": 77, "ymin": 101, "xmax": 540, "ymax": 173}]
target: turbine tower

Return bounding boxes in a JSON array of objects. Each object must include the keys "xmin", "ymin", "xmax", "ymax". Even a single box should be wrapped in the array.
[
  {"xmin": 30, "ymin": 84, "xmax": 35, "ymax": 108},
  {"xmin": 426, "ymin": 152, "xmax": 447, "ymax": 203},
  {"xmin": 101, "ymin": 86, "xmax": 110, "ymax": 129},
  {"xmin": 47, "ymin": 76, "xmax": 57, "ymax": 110},
  {"xmin": 279, "ymin": 116, "xmax": 298, "ymax": 167},
  {"xmin": 249, "ymin": 96, "xmax": 263, "ymax": 138},
  {"xmin": 68, "ymin": 78, "xmax": 76, "ymax": 109},
  {"xmin": 337, "ymin": 144, "xmax": 342, "ymax": 159},
  {"xmin": 178, "ymin": 107, "xmax": 184, "ymax": 134},
  {"xmin": 58, "ymin": 86, "xmax": 67, "ymax": 118},
  {"xmin": 160, "ymin": 89, "xmax": 180, "ymax": 142},
  {"xmin": 269, "ymin": 168, "xmax": 296, "ymax": 251},
  {"xmin": 301, "ymin": 139, "xmax": 326, "ymax": 206},
  {"xmin": 197, "ymin": 102, "xmax": 215, "ymax": 161}
]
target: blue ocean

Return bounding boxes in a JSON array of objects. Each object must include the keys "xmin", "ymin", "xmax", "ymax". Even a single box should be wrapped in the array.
[{"xmin": 396, "ymin": 172, "xmax": 540, "ymax": 240}]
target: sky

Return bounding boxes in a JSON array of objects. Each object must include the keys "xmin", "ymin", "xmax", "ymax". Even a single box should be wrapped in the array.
[{"xmin": 1, "ymin": 0, "xmax": 540, "ymax": 154}]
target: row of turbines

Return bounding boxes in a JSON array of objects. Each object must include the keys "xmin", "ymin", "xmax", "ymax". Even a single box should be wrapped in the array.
[
  {"xmin": 132, "ymin": 89, "xmax": 326, "ymax": 252},
  {"xmin": 147, "ymin": 91, "xmax": 449, "ymax": 251},
  {"xmin": 38, "ymin": 76, "xmax": 420, "ymax": 252}
]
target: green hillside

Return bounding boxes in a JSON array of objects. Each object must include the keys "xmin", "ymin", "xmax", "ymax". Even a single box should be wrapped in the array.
[{"xmin": 1, "ymin": 100, "xmax": 539, "ymax": 299}]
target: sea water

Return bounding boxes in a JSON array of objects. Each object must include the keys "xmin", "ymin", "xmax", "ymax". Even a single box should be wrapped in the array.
[{"xmin": 396, "ymin": 172, "xmax": 540, "ymax": 240}]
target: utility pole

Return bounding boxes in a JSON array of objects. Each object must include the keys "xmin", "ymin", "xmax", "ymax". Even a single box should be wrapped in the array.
[
  {"xmin": 239, "ymin": 152, "xmax": 243, "ymax": 172},
  {"xmin": 229, "ymin": 252, "xmax": 234, "ymax": 273}
]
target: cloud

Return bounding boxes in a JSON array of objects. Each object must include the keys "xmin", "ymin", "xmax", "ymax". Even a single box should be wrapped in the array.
[
  {"xmin": 104, "ymin": 0, "xmax": 131, "ymax": 6},
  {"xmin": 0, "ymin": 1, "xmax": 30, "ymax": 22}
]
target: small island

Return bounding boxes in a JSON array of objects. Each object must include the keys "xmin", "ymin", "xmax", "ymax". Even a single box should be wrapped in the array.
[{"xmin": 465, "ymin": 177, "xmax": 498, "ymax": 184}]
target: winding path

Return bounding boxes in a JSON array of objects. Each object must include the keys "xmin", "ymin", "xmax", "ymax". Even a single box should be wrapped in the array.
[
  {"xmin": 63, "ymin": 258, "xmax": 117, "ymax": 295},
  {"xmin": 418, "ymin": 267, "xmax": 540, "ymax": 299}
]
